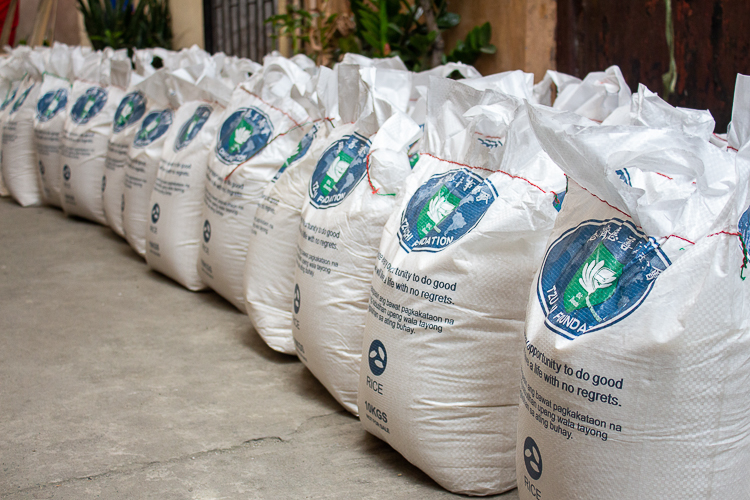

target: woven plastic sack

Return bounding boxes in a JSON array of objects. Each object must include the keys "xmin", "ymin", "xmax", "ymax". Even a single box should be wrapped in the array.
[
  {"xmin": 214, "ymin": 54, "xmax": 261, "ymax": 88},
  {"xmin": 0, "ymin": 83, "xmax": 18, "ymax": 198},
  {"xmin": 3, "ymin": 74, "xmax": 43, "ymax": 206},
  {"xmin": 145, "ymin": 77, "xmax": 230, "ymax": 290},
  {"xmin": 102, "ymin": 62, "xmax": 145, "ymax": 238},
  {"xmin": 2, "ymin": 47, "xmax": 46, "ymax": 206},
  {"xmin": 122, "ymin": 58, "xmax": 221, "ymax": 254},
  {"xmin": 0, "ymin": 50, "xmax": 29, "ymax": 198},
  {"xmin": 629, "ymin": 84, "xmax": 715, "ymax": 139},
  {"xmin": 727, "ymin": 74, "xmax": 750, "ymax": 151},
  {"xmin": 533, "ymin": 66, "xmax": 631, "ymax": 123},
  {"xmin": 291, "ymin": 66, "xmax": 421, "ymax": 415},
  {"xmin": 134, "ymin": 48, "xmax": 177, "ymax": 77},
  {"xmin": 34, "ymin": 43, "xmax": 73, "ymax": 207},
  {"xmin": 357, "ymin": 78, "xmax": 565, "ymax": 496},
  {"xmin": 122, "ymin": 70, "xmax": 175, "ymax": 257},
  {"xmin": 516, "ymin": 103, "xmax": 750, "ymax": 500},
  {"xmin": 243, "ymin": 66, "xmax": 339, "ymax": 353},
  {"xmin": 198, "ymin": 56, "xmax": 312, "ymax": 312},
  {"xmin": 60, "ymin": 50, "xmax": 128, "ymax": 224}
]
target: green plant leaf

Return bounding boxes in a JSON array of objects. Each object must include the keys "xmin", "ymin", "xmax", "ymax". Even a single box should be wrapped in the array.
[{"xmin": 437, "ymin": 12, "xmax": 460, "ymax": 29}]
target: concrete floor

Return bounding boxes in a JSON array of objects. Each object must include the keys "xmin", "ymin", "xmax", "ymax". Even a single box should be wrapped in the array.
[{"xmin": 0, "ymin": 197, "xmax": 518, "ymax": 499}]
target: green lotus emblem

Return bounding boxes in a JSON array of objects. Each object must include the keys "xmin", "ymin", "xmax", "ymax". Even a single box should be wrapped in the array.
[
  {"xmin": 229, "ymin": 117, "xmax": 253, "ymax": 153},
  {"xmin": 415, "ymin": 185, "xmax": 461, "ymax": 239},
  {"xmin": 563, "ymin": 242, "xmax": 623, "ymax": 321},
  {"xmin": 320, "ymin": 151, "xmax": 353, "ymax": 196}
]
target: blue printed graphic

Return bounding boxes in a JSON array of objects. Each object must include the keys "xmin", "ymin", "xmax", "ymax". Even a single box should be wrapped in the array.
[
  {"xmin": 203, "ymin": 220, "xmax": 211, "ymax": 243},
  {"xmin": 174, "ymin": 105, "xmax": 212, "ymax": 152},
  {"xmin": 113, "ymin": 91, "xmax": 146, "ymax": 133},
  {"xmin": 273, "ymin": 123, "xmax": 318, "ymax": 182},
  {"xmin": 308, "ymin": 133, "xmax": 370, "ymax": 209},
  {"xmin": 616, "ymin": 169, "xmax": 632, "ymax": 186},
  {"xmin": 133, "ymin": 109, "xmax": 173, "ymax": 148},
  {"xmin": 1, "ymin": 86, "xmax": 17, "ymax": 111},
  {"xmin": 740, "ymin": 206, "xmax": 750, "ymax": 247},
  {"xmin": 101, "ymin": 175, "xmax": 106, "ymax": 192},
  {"xmin": 368, "ymin": 340, "xmax": 387, "ymax": 376},
  {"xmin": 63, "ymin": 164, "xmax": 71, "ymax": 181},
  {"xmin": 398, "ymin": 169, "xmax": 497, "ymax": 253},
  {"xmin": 523, "ymin": 437, "xmax": 542, "ymax": 481},
  {"xmin": 151, "ymin": 203, "xmax": 160, "ymax": 223},
  {"xmin": 553, "ymin": 189, "xmax": 566, "ymax": 212},
  {"xmin": 478, "ymin": 136, "xmax": 503, "ymax": 149},
  {"xmin": 10, "ymin": 84, "xmax": 34, "ymax": 114},
  {"xmin": 70, "ymin": 87, "xmax": 107, "ymax": 124},
  {"xmin": 537, "ymin": 218, "xmax": 670, "ymax": 339},
  {"xmin": 36, "ymin": 88, "xmax": 68, "ymax": 122},
  {"xmin": 215, "ymin": 107, "xmax": 273, "ymax": 165}
]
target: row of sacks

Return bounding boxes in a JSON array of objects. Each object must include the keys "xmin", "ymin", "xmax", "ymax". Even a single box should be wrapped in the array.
[
  {"xmin": 3, "ymin": 41, "xmax": 750, "ymax": 499},
  {"xmin": 0, "ymin": 43, "xmax": 260, "ymax": 208}
]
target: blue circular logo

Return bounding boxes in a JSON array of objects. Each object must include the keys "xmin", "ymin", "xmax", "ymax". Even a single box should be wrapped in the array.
[
  {"xmin": 294, "ymin": 284, "xmax": 301, "ymax": 314},
  {"xmin": 523, "ymin": 437, "xmax": 542, "ymax": 481},
  {"xmin": 63, "ymin": 164, "xmax": 71, "ymax": 181},
  {"xmin": 174, "ymin": 105, "xmax": 212, "ymax": 152},
  {"xmin": 10, "ymin": 84, "xmax": 34, "ymax": 114},
  {"xmin": 151, "ymin": 203, "xmax": 160, "ymax": 223},
  {"xmin": 215, "ymin": 107, "xmax": 273, "ymax": 165},
  {"xmin": 203, "ymin": 220, "xmax": 211, "ymax": 243},
  {"xmin": 101, "ymin": 175, "xmax": 106, "ymax": 192},
  {"xmin": 113, "ymin": 91, "xmax": 147, "ymax": 133},
  {"xmin": 1, "ymin": 87, "xmax": 18, "ymax": 111},
  {"xmin": 36, "ymin": 88, "xmax": 68, "ymax": 122},
  {"xmin": 309, "ymin": 133, "xmax": 371, "ymax": 209},
  {"xmin": 133, "ymin": 110, "xmax": 173, "ymax": 148},
  {"xmin": 273, "ymin": 123, "xmax": 318, "ymax": 182},
  {"xmin": 740, "ymin": 206, "xmax": 750, "ymax": 248},
  {"xmin": 398, "ymin": 169, "xmax": 497, "ymax": 253},
  {"xmin": 537, "ymin": 218, "xmax": 670, "ymax": 339},
  {"xmin": 368, "ymin": 340, "xmax": 387, "ymax": 376},
  {"xmin": 70, "ymin": 87, "xmax": 107, "ymax": 124}
]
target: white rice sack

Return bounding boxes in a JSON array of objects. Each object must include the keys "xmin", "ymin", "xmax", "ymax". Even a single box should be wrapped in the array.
[
  {"xmin": 290, "ymin": 53, "xmax": 318, "ymax": 77},
  {"xmin": 629, "ymin": 84, "xmax": 715, "ymax": 140},
  {"xmin": 0, "ymin": 53, "xmax": 28, "ymax": 198},
  {"xmin": 198, "ymin": 56, "xmax": 312, "ymax": 312},
  {"xmin": 291, "ymin": 66, "xmax": 420, "ymax": 415},
  {"xmin": 727, "ymin": 73, "xmax": 750, "ymax": 151},
  {"xmin": 3, "ymin": 76, "xmax": 43, "ymax": 206},
  {"xmin": 134, "ymin": 48, "xmax": 177, "ymax": 76},
  {"xmin": 34, "ymin": 50, "xmax": 73, "ymax": 207},
  {"xmin": 340, "ymin": 53, "xmax": 409, "ymax": 71},
  {"xmin": 516, "ymin": 104, "xmax": 750, "ymax": 500},
  {"xmin": 145, "ymin": 78, "xmax": 230, "ymax": 290},
  {"xmin": 103, "ymin": 63, "xmax": 146, "ymax": 238},
  {"xmin": 243, "ymin": 66, "xmax": 339, "ymax": 354},
  {"xmin": 533, "ymin": 66, "xmax": 632, "ymax": 125},
  {"xmin": 0, "ymin": 89, "xmax": 16, "ymax": 197},
  {"xmin": 462, "ymin": 69, "xmax": 535, "ymax": 100},
  {"xmin": 60, "ymin": 51, "xmax": 121, "ymax": 224},
  {"xmin": 408, "ymin": 63, "xmax": 481, "ymax": 125},
  {"xmin": 219, "ymin": 55, "xmax": 262, "ymax": 87},
  {"xmin": 357, "ymin": 79, "xmax": 565, "ymax": 496},
  {"xmin": 122, "ymin": 71, "xmax": 175, "ymax": 258},
  {"xmin": 531, "ymin": 69, "xmax": 581, "ymax": 107}
]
